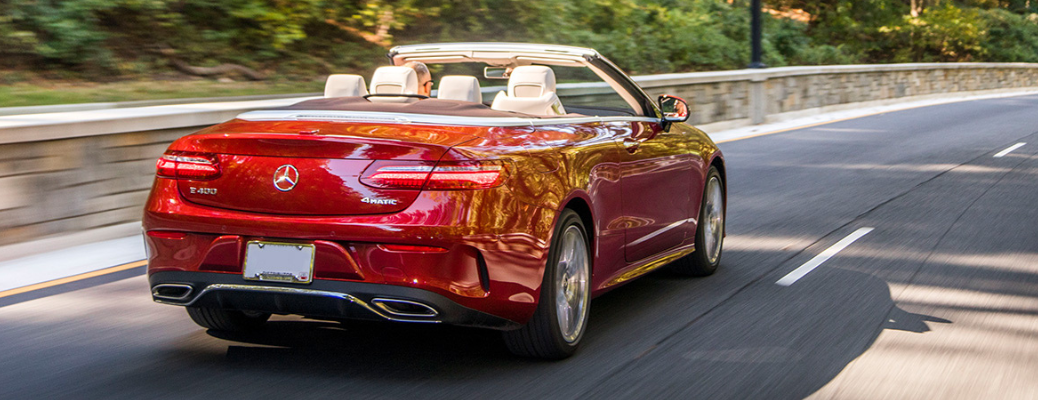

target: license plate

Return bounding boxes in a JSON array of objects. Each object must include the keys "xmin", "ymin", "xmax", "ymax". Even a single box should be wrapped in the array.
[{"xmin": 243, "ymin": 241, "xmax": 315, "ymax": 284}]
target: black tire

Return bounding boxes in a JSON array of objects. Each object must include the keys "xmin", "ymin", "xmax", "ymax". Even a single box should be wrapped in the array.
[
  {"xmin": 186, "ymin": 307, "xmax": 270, "ymax": 332},
  {"xmin": 503, "ymin": 209, "xmax": 591, "ymax": 359},
  {"xmin": 672, "ymin": 166, "xmax": 725, "ymax": 276}
]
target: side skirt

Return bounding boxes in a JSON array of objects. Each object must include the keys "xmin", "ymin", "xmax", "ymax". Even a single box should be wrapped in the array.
[{"xmin": 595, "ymin": 243, "xmax": 696, "ymax": 292}]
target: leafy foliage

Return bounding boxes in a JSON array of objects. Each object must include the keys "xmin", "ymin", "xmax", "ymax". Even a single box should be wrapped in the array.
[
  {"xmin": 1, "ymin": 0, "xmax": 1037, "ymax": 80},
  {"xmin": 977, "ymin": 8, "xmax": 1038, "ymax": 62},
  {"xmin": 882, "ymin": 4, "xmax": 988, "ymax": 62}
]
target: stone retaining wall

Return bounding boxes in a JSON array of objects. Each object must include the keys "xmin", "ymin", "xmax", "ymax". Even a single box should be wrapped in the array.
[
  {"xmin": 630, "ymin": 63, "xmax": 1038, "ymax": 126},
  {"xmin": 2, "ymin": 63, "xmax": 1038, "ymax": 247},
  {"xmin": 0, "ymin": 128, "xmax": 190, "ymax": 246}
]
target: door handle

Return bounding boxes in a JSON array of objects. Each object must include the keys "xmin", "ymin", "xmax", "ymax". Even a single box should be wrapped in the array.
[{"xmin": 622, "ymin": 138, "xmax": 642, "ymax": 152}]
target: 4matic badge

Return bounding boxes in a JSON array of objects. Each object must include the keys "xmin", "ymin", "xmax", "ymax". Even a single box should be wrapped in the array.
[{"xmin": 362, "ymin": 197, "xmax": 398, "ymax": 205}]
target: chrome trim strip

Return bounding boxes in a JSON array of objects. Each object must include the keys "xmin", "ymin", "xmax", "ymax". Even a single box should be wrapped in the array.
[
  {"xmin": 237, "ymin": 110, "xmax": 658, "ymax": 128},
  {"xmin": 627, "ymin": 218, "xmax": 696, "ymax": 248},
  {"xmin": 371, "ymin": 298, "xmax": 440, "ymax": 318},
  {"xmin": 151, "ymin": 284, "xmax": 194, "ymax": 300},
  {"xmin": 390, "ymin": 42, "xmax": 599, "ymax": 58},
  {"xmin": 152, "ymin": 284, "xmax": 441, "ymax": 324}
]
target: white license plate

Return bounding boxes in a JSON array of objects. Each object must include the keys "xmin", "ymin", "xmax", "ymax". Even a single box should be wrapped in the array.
[{"xmin": 243, "ymin": 241, "xmax": 315, "ymax": 284}]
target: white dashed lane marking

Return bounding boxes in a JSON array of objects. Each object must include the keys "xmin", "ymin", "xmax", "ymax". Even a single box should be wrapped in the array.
[
  {"xmin": 776, "ymin": 227, "xmax": 874, "ymax": 287},
  {"xmin": 993, "ymin": 142, "xmax": 1026, "ymax": 158}
]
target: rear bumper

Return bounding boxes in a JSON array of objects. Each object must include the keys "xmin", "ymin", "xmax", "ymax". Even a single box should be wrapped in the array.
[
  {"xmin": 142, "ymin": 178, "xmax": 558, "ymax": 324},
  {"xmin": 150, "ymin": 271, "xmax": 521, "ymax": 330}
]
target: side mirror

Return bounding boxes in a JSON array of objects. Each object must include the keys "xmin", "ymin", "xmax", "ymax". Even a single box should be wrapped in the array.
[{"xmin": 658, "ymin": 94, "xmax": 690, "ymax": 123}]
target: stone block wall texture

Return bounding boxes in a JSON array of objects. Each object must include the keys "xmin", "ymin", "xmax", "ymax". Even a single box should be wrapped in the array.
[
  {"xmin": 759, "ymin": 67, "xmax": 1038, "ymax": 117},
  {"xmin": 2, "ymin": 63, "xmax": 1037, "ymax": 246},
  {"xmin": 636, "ymin": 80, "xmax": 753, "ymax": 126},
  {"xmin": 626, "ymin": 64, "xmax": 1038, "ymax": 125},
  {"xmin": 0, "ymin": 127, "xmax": 195, "ymax": 246}
]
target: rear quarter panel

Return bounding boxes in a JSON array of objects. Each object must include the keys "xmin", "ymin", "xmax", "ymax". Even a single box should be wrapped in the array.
[{"xmin": 454, "ymin": 121, "xmax": 629, "ymax": 295}]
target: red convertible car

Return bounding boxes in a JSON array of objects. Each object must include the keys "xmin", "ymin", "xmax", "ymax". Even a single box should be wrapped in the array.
[{"xmin": 144, "ymin": 43, "xmax": 726, "ymax": 359}]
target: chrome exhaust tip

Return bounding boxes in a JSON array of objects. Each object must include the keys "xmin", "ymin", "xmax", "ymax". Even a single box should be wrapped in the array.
[
  {"xmin": 151, "ymin": 284, "xmax": 194, "ymax": 300},
  {"xmin": 371, "ymin": 298, "xmax": 439, "ymax": 318}
]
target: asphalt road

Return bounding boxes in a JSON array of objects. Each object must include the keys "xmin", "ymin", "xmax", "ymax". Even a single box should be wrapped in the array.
[{"xmin": 3, "ymin": 95, "xmax": 1038, "ymax": 399}]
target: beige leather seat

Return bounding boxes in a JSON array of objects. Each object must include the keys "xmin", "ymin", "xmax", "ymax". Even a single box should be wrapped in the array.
[
  {"xmin": 324, "ymin": 74, "xmax": 368, "ymax": 97},
  {"xmin": 490, "ymin": 66, "xmax": 566, "ymax": 115},
  {"xmin": 436, "ymin": 75, "xmax": 483, "ymax": 103},
  {"xmin": 368, "ymin": 66, "xmax": 420, "ymax": 103}
]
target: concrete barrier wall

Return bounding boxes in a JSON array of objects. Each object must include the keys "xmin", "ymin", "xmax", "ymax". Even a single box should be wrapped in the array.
[{"xmin": 2, "ymin": 62, "xmax": 1038, "ymax": 247}]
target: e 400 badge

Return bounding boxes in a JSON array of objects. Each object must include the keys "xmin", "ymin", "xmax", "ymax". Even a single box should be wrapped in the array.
[{"xmin": 190, "ymin": 187, "xmax": 218, "ymax": 195}]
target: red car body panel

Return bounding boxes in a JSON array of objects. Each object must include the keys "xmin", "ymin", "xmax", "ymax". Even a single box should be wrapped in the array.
[
  {"xmin": 144, "ymin": 116, "xmax": 721, "ymax": 325},
  {"xmin": 143, "ymin": 44, "xmax": 724, "ymax": 330}
]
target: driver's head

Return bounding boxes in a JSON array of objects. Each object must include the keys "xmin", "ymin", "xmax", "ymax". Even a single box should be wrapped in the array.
[{"xmin": 404, "ymin": 61, "xmax": 432, "ymax": 96}]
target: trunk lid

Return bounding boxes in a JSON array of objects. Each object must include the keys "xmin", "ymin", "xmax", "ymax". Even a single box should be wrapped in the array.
[{"xmin": 170, "ymin": 120, "xmax": 480, "ymax": 215}]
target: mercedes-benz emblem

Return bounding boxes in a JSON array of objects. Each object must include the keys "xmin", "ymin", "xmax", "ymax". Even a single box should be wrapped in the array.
[{"xmin": 273, "ymin": 165, "xmax": 299, "ymax": 192}]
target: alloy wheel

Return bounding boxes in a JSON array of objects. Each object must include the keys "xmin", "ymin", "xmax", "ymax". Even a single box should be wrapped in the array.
[
  {"xmin": 702, "ymin": 176, "xmax": 724, "ymax": 264},
  {"xmin": 555, "ymin": 225, "xmax": 590, "ymax": 343}
]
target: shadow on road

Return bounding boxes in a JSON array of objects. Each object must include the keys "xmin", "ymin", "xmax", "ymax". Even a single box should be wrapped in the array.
[
  {"xmin": 209, "ymin": 320, "xmax": 518, "ymax": 374},
  {"xmin": 577, "ymin": 263, "xmax": 951, "ymax": 399},
  {"xmin": 190, "ymin": 253, "xmax": 948, "ymax": 400}
]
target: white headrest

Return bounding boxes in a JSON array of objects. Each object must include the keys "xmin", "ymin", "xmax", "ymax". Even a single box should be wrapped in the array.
[
  {"xmin": 437, "ymin": 75, "xmax": 483, "ymax": 103},
  {"xmin": 324, "ymin": 74, "xmax": 368, "ymax": 98},
  {"xmin": 508, "ymin": 66, "xmax": 557, "ymax": 98},
  {"xmin": 491, "ymin": 91, "xmax": 566, "ymax": 116},
  {"xmin": 370, "ymin": 66, "xmax": 419, "ymax": 95}
]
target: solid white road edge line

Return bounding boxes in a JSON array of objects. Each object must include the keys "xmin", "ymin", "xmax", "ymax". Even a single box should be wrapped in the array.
[
  {"xmin": 993, "ymin": 142, "xmax": 1026, "ymax": 158},
  {"xmin": 775, "ymin": 227, "xmax": 875, "ymax": 287}
]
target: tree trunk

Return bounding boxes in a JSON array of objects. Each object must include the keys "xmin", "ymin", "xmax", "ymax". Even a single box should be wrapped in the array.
[
  {"xmin": 151, "ymin": 44, "xmax": 266, "ymax": 81},
  {"xmin": 168, "ymin": 59, "xmax": 266, "ymax": 81},
  {"xmin": 324, "ymin": 9, "xmax": 397, "ymax": 49}
]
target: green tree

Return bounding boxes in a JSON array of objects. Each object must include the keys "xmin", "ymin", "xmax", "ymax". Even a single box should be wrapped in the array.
[
  {"xmin": 881, "ymin": 4, "xmax": 987, "ymax": 62},
  {"xmin": 977, "ymin": 8, "xmax": 1038, "ymax": 62}
]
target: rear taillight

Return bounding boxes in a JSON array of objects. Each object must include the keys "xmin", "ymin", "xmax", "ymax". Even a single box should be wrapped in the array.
[
  {"xmin": 156, "ymin": 155, "xmax": 177, "ymax": 178},
  {"xmin": 360, "ymin": 160, "xmax": 508, "ymax": 190},
  {"xmin": 155, "ymin": 152, "xmax": 221, "ymax": 180},
  {"xmin": 360, "ymin": 161, "xmax": 436, "ymax": 189},
  {"xmin": 425, "ymin": 162, "xmax": 507, "ymax": 189}
]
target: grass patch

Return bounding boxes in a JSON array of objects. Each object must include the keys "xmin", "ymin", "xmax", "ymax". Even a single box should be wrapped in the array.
[{"xmin": 0, "ymin": 79, "xmax": 325, "ymax": 108}]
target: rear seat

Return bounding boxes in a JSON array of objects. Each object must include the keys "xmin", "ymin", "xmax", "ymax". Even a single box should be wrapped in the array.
[
  {"xmin": 490, "ymin": 66, "xmax": 566, "ymax": 116},
  {"xmin": 368, "ymin": 66, "xmax": 420, "ymax": 103},
  {"xmin": 436, "ymin": 75, "xmax": 483, "ymax": 103},
  {"xmin": 324, "ymin": 74, "xmax": 367, "ymax": 97}
]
